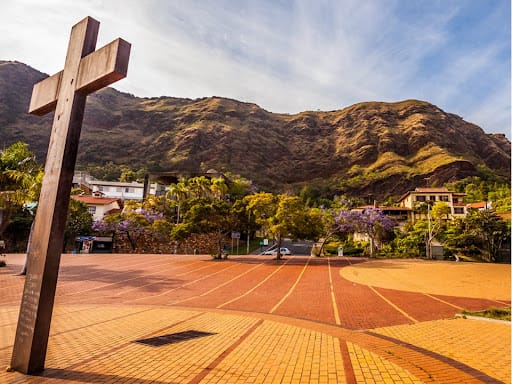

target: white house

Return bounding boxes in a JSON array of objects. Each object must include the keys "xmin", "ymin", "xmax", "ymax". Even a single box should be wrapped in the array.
[
  {"xmin": 397, "ymin": 187, "xmax": 467, "ymax": 222},
  {"xmin": 73, "ymin": 172, "xmax": 166, "ymax": 201},
  {"xmin": 71, "ymin": 195, "xmax": 122, "ymax": 221},
  {"xmin": 88, "ymin": 180, "xmax": 145, "ymax": 201}
]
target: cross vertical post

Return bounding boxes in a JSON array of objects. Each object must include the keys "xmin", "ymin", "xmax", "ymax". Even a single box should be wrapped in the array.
[{"xmin": 10, "ymin": 16, "xmax": 130, "ymax": 375}]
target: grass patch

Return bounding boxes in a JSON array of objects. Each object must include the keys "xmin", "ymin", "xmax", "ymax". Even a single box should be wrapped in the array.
[{"xmin": 462, "ymin": 308, "xmax": 511, "ymax": 321}]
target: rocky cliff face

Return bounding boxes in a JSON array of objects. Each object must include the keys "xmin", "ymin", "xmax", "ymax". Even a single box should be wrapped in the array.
[{"xmin": 0, "ymin": 60, "xmax": 510, "ymax": 199}]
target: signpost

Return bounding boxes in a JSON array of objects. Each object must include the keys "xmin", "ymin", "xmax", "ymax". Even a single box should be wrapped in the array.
[
  {"xmin": 231, "ymin": 231, "xmax": 240, "ymax": 255},
  {"xmin": 10, "ymin": 17, "xmax": 130, "ymax": 374}
]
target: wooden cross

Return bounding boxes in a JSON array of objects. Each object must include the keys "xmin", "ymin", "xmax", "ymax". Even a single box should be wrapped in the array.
[{"xmin": 10, "ymin": 16, "xmax": 130, "ymax": 375}]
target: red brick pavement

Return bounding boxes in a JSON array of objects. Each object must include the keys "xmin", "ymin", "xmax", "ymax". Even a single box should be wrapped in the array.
[
  {"xmin": 1, "ymin": 253, "xmax": 509, "ymax": 330},
  {"xmin": 330, "ymin": 263, "xmax": 413, "ymax": 329},
  {"xmin": 430, "ymin": 294, "xmax": 510, "ymax": 311},
  {"xmin": 272, "ymin": 257, "xmax": 336, "ymax": 324},
  {"xmin": 217, "ymin": 260, "xmax": 303, "ymax": 313},
  {"xmin": 372, "ymin": 287, "xmax": 458, "ymax": 322}
]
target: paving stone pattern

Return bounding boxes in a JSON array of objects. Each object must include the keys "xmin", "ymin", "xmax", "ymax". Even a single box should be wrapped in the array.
[{"xmin": 0, "ymin": 253, "xmax": 510, "ymax": 383}]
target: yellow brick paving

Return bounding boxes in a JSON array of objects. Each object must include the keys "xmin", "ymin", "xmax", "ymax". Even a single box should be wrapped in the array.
[
  {"xmin": 1, "ymin": 305, "xmax": 203, "ymax": 383},
  {"xmin": 69, "ymin": 312, "xmax": 259, "ymax": 383},
  {"xmin": 200, "ymin": 319, "xmax": 346, "ymax": 384},
  {"xmin": 1, "ymin": 305, "xmax": 349, "ymax": 384},
  {"xmin": 1, "ymin": 304, "xmax": 510, "ymax": 383},
  {"xmin": 340, "ymin": 259, "xmax": 511, "ymax": 301},
  {"xmin": 373, "ymin": 318, "xmax": 511, "ymax": 384},
  {"xmin": 347, "ymin": 342, "xmax": 425, "ymax": 384}
]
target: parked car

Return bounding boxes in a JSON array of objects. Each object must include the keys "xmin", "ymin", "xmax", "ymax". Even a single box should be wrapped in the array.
[{"xmin": 263, "ymin": 247, "xmax": 291, "ymax": 255}]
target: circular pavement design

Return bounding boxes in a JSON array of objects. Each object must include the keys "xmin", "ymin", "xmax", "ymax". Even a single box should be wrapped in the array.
[{"xmin": 339, "ymin": 258, "xmax": 511, "ymax": 301}]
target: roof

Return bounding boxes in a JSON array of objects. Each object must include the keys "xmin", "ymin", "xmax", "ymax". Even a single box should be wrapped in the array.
[
  {"xmin": 88, "ymin": 180, "xmax": 144, "ymax": 188},
  {"xmin": 72, "ymin": 195, "xmax": 120, "ymax": 206},
  {"xmin": 497, "ymin": 212, "xmax": 512, "ymax": 220},
  {"xmin": 380, "ymin": 206, "xmax": 411, "ymax": 211},
  {"xmin": 466, "ymin": 202, "xmax": 489, "ymax": 209},
  {"xmin": 355, "ymin": 205, "xmax": 411, "ymax": 211},
  {"xmin": 397, "ymin": 187, "xmax": 466, "ymax": 202},
  {"xmin": 414, "ymin": 187, "xmax": 449, "ymax": 192}
]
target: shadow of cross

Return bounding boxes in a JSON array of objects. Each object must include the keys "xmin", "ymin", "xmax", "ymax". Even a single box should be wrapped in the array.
[{"xmin": 10, "ymin": 16, "xmax": 130, "ymax": 375}]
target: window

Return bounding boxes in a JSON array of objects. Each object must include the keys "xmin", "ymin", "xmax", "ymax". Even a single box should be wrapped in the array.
[
  {"xmin": 88, "ymin": 206, "xmax": 96, "ymax": 215},
  {"xmin": 98, "ymin": 186, "xmax": 104, "ymax": 192},
  {"xmin": 454, "ymin": 207, "xmax": 464, "ymax": 214},
  {"xmin": 439, "ymin": 195, "xmax": 449, "ymax": 202},
  {"xmin": 124, "ymin": 187, "xmax": 130, "ymax": 193},
  {"xmin": 416, "ymin": 195, "xmax": 426, "ymax": 202}
]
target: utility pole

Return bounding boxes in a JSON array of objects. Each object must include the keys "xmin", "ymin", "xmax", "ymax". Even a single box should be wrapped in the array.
[{"xmin": 246, "ymin": 210, "xmax": 251, "ymax": 254}]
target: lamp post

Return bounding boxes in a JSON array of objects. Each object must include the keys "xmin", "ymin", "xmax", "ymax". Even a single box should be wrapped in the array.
[{"xmin": 426, "ymin": 200, "xmax": 434, "ymax": 259}]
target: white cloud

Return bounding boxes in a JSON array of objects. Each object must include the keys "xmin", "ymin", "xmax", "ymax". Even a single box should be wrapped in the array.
[{"xmin": 0, "ymin": 0, "xmax": 509, "ymax": 136}]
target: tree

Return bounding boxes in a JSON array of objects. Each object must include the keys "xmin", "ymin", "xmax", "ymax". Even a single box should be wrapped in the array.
[
  {"xmin": 312, "ymin": 208, "xmax": 350, "ymax": 256},
  {"xmin": 166, "ymin": 176, "xmax": 235, "ymax": 258},
  {"xmin": 337, "ymin": 208, "xmax": 395, "ymax": 257},
  {"xmin": 488, "ymin": 184, "xmax": 511, "ymax": 214},
  {"xmin": 86, "ymin": 161, "xmax": 122, "ymax": 181},
  {"xmin": 166, "ymin": 179, "xmax": 190, "ymax": 224},
  {"xmin": 245, "ymin": 193, "xmax": 316, "ymax": 260},
  {"xmin": 105, "ymin": 212, "xmax": 149, "ymax": 252},
  {"xmin": 0, "ymin": 142, "xmax": 42, "ymax": 238},
  {"xmin": 210, "ymin": 177, "xmax": 229, "ymax": 200},
  {"xmin": 424, "ymin": 202, "xmax": 451, "ymax": 258},
  {"xmin": 272, "ymin": 195, "xmax": 311, "ymax": 258},
  {"xmin": 63, "ymin": 199, "xmax": 93, "ymax": 251},
  {"xmin": 189, "ymin": 176, "xmax": 211, "ymax": 199},
  {"xmin": 224, "ymin": 173, "xmax": 253, "ymax": 200},
  {"xmin": 464, "ymin": 183, "xmax": 484, "ymax": 203},
  {"xmin": 441, "ymin": 218, "xmax": 470, "ymax": 256},
  {"xmin": 94, "ymin": 205, "xmax": 166, "ymax": 252},
  {"xmin": 464, "ymin": 210, "xmax": 510, "ymax": 261},
  {"xmin": 119, "ymin": 168, "xmax": 137, "ymax": 182},
  {"xmin": 394, "ymin": 222, "xmax": 426, "ymax": 258},
  {"xmin": 178, "ymin": 198, "xmax": 234, "ymax": 259},
  {"xmin": 431, "ymin": 202, "xmax": 451, "ymax": 220}
]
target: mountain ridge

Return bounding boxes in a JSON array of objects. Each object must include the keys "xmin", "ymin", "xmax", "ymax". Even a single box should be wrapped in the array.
[{"xmin": 0, "ymin": 60, "xmax": 510, "ymax": 199}]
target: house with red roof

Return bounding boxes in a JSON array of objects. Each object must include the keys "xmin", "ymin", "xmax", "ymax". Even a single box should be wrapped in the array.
[{"xmin": 71, "ymin": 193, "xmax": 122, "ymax": 221}]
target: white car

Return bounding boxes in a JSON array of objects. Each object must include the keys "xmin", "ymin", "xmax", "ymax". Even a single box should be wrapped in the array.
[{"xmin": 263, "ymin": 247, "xmax": 291, "ymax": 255}]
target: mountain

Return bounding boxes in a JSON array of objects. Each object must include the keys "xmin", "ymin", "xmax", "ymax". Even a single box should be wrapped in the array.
[{"xmin": 0, "ymin": 60, "xmax": 510, "ymax": 200}]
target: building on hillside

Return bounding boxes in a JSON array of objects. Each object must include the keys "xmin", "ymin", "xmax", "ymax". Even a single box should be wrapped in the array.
[
  {"xmin": 397, "ymin": 187, "xmax": 467, "ymax": 222},
  {"xmin": 88, "ymin": 180, "xmax": 146, "ymax": 201},
  {"xmin": 71, "ymin": 194, "xmax": 122, "ymax": 221},
  {"xmin": 466, "ymin": 201, "xmax": 492, "ymax": 212},
  {"xmin": 350, "ymin": 205, "xmax": 409, "ymax": 250},
  {"xmin": 72, "ymin": 172, "xmax": 165, "ymax": 201},
  {"xmin": 352, "ymin": 205, "xmax": 411, "ymax": 228},
  {"xmin": 72, "ymin": 171, "xmax": 93, "ymax": 194},
  {"xmin": 142, "ymin": 169, "xmax": 226, "ymax": 198}
]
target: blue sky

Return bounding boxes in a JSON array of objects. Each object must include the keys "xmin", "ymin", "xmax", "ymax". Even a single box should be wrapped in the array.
[{"xmin": 1, "ymin": 0, "xmax": 510, "ymax": 137}]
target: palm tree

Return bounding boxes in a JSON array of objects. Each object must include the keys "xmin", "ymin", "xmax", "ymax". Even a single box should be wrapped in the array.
[
  {"xmin": 166, "ymin": 180, "xmax": 189, "ymax": 224},
  {"xmin": 210, "ymin": 177, "xmax": 228, "ymax": 200},
  {"xmin": 190, "ymin": 176, "xmax": 211, "ymax": 199}
]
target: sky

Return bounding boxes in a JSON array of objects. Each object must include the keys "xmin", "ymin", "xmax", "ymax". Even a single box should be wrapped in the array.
[{"xmin": 1, "ymin": 0, "xmax": 510, "ymax": 137}]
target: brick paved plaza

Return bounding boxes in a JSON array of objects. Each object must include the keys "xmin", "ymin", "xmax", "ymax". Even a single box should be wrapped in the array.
[{"xmin": 1, "ymin": 253, "xmax": 510, "ymax": 383}]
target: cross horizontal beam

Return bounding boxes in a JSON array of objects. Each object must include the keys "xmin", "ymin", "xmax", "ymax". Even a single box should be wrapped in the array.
[{"xmin": 29, "ymin": 38, "xmax": 130, "ymax": 115}]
